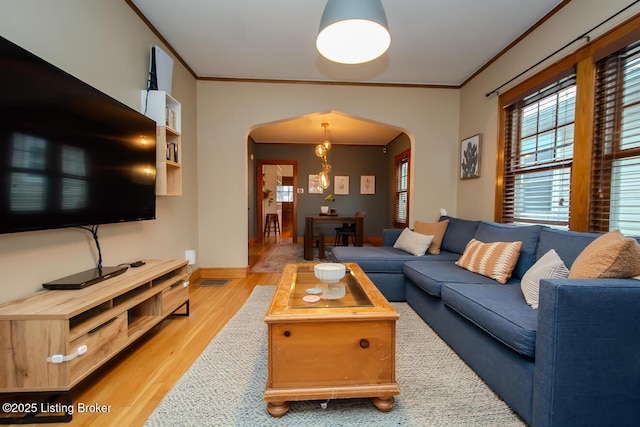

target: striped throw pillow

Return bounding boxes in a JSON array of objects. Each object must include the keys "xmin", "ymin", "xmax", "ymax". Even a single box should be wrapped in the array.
[
  {"xmin": 521, "ymin": 249, "xmax": 569, "ymax": 309},
  {"xmin": 455, "ymin": 239, "xmax": 523, "ymax": 284}
]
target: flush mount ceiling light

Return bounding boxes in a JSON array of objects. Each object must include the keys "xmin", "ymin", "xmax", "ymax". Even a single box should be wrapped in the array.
[{"xmin": 316, "ymin": 0, "xmax": 391, "ymax": 64}]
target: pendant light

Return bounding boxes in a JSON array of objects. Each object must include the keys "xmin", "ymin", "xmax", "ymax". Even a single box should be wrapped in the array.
[
  {"xmin": 316, "ymin": 123, "xmax": 332, "ymax": 189},
  {"xmin": 316, "ymin": 0, "xmax": 391, "ymax": 64}
]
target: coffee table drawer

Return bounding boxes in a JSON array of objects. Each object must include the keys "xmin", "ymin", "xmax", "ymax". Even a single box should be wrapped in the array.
[{"xmin": 268, "ymin": 320, "xmax": 395, "ymax": 389}]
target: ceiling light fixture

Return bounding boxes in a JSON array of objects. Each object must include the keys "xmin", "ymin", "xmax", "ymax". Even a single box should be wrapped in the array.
[
  {"xmin": 316, "ymin": 0, "xmax": 391, "ymax": 64},
  {"xmin": 316, "ymin": 123, "xmax": 332, "ymax": 189}
]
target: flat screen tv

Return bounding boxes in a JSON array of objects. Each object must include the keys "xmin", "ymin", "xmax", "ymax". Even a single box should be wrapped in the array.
[{"xmin": 0, "ymin": 35, "xmax": 157, "ymax": 235}]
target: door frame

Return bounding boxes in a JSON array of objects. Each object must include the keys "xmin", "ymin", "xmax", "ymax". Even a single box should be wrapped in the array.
[{"xmin": 257, "ymin": 159, "xmax": 298, "ymax": 243}]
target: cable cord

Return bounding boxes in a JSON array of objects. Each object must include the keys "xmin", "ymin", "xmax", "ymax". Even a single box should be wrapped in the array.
[{"xmin": 77, "ymin": 225, "xmax": 103, "ymax": 272}]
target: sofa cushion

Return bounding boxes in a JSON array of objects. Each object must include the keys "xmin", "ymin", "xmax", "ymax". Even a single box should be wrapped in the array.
[
  {"xmin": 403, "ymin": 259, "xmax": 519, "ymax": 297},
  {"xmin": 439, "ymin": 216, "xmax": 481, "ymax": 254},
  {"xmin": 455, "ymin": 239, "xmax": 523, "ymax": 284},
  {"xmin": 521, "ymin": 249, "xmax": 569, "ymax": 309},
  {"xmin": 331, "ymin": 246, "xmax": 431, "ymax": 273},
  {"xmin": 414, "ymin": 219, "xmax": 449, "ymax": 254},
  {"xmin": 536, "ymin": 228, "xmax": 599, "ymax": 268},
  {"xmin": 473, "ymin": 222, "xmax": 542, "ymax": 279},
  {"xmin": 382, "ymin": 228, "xmax": 404, "ymax": 246},
  {"xmin": 569, "ymin": 230, "xmax": 640, "ymax": 279},
  {"xmin": 441, "ymin": 283, "xmax": 538, "ymax": 358},
  {"xmin": 393, "ymin": 227, "xmax": 434, "ymax": 256}
]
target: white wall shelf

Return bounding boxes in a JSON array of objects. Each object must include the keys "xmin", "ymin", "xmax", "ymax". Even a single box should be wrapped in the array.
[{"xmin": 141, "ymin": 90, "xmax": 182, "ymax": 196}]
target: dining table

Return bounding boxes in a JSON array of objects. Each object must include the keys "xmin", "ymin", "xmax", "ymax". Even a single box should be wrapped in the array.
[{"xmin": 304, "ymin": 214, "xmax": 364, "ymax": 260}]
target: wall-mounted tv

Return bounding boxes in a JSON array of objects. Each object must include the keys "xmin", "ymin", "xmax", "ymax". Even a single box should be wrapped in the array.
[{"xmin": 0, "ymin": 35, "xmax": 157, "ymax": 234}]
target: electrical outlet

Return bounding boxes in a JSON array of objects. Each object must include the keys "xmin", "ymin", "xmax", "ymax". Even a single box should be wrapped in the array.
[{"xmin": 185, "ymin": 249, "xmax": 196, "ymax": 265}]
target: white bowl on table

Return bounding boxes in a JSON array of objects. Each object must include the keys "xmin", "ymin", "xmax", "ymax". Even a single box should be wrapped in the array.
[{"xmin": 314, "ymin": 263, "xmax": 346, "ymax": 283}]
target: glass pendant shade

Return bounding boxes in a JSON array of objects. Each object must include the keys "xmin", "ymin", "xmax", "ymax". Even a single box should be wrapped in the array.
[
  {"xmin": 322, "ymin": 140, "xmax": 332, "ymax": 151},
  {"xmin": 315, "ymin": 144, "xmax": 326, "ymax": 157},
  {"xmin": 316, "ymin": 0, "xmax": 391, "ymax": 64},
  {"xmin": 319, "ymin": 171, "xmax": 330, "ymax": 189}
]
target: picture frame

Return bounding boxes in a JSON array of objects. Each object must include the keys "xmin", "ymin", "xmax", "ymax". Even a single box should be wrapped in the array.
[
  {"xmin": 308, "ymin": 174, "xmax": 323, "ymax": 194},
  {"xmin": 460, "ymin": 134, "xmax": 481, "ymax": 179},
  {"xmin": 360, "ymin": 175, "xmax": 375, "ymax": 194},
  {"xmin": 334, "ymin": 176, "xmax": 349, "ymax": 195}
]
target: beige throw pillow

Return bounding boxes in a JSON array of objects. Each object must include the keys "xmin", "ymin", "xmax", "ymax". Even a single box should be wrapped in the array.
[
  {"xmin": 393, "ymin": 228, "xmax": 435, "ymax": 256},
  {"xmin": 414, "ymin": 219, "xmax": 449, "ymax": 254},
  {"xmin": 521, "ymin": 249, "xmax": 569, "ymax": 309},
  {"xmin": 455, "ymin": 239, "xmax": 522, "ymax": 284},
  {"xmin": 569, "ymin": 230, "xmax": 640, "ymax": 278}
]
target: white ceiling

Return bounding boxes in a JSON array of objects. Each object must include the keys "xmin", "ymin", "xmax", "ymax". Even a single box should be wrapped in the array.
[{"xmin": 130, "ymin": 0, "xmax": 565, "ymax": 145}]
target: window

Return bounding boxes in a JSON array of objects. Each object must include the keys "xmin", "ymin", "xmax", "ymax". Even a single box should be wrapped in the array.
[
  {"xmin": 394, "ymin": 149, "xmax": 410, "ymax": 227},
  {"xmin": 590, "ymin": 41, "xmax": 640, "ymax": 235},
  {"xmin": 497, "ymin": 14, "xmax": 640, "ymax": 232},
  {"xmin": 501, "ymin": 75, "xmax": 576, "ymax": 227},
  {"xmin": 276, "ymin": 185, "xmax": 293, "ymax": 203}
]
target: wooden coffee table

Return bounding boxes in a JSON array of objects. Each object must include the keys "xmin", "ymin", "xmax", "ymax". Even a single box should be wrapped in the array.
[{"xmin": 263, "ymin": 263, "xmax": 400, "ymax": 417}]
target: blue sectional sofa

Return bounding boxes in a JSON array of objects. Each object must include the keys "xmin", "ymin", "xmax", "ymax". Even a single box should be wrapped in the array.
[{"xmin": 332, "ymin": 216, "xmax": 640, "ymax": 427}]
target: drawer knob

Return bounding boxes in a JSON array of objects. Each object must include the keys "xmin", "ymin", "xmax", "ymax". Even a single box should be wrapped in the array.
[
  {"xmin": 283, "ymin": 330, "xmax": 291, "ymax": 337},
  {"xmin": 359, "ymin": 338, "xmax": 369, "ymax": 349}
]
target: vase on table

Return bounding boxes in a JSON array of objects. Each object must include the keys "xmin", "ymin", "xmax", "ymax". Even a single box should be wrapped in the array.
[{"xmin": 320, "ymin": 206, "xmax": 329, "ymax": 214}]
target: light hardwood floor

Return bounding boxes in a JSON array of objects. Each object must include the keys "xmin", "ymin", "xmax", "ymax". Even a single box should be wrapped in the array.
[{"xmin": 7, "ymin": 234, "xmax": 289, "ymax": 427}]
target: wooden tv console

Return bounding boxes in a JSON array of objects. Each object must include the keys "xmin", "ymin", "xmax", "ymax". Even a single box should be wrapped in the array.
[{"xmin": 0, "ymin": 259, "xmax": 189, "ymax": 393}]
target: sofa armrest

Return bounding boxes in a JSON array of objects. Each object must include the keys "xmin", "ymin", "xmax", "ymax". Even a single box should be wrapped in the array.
[
  {"xmin": 382, "ymin": 228, "xmax": 403, "ymax": 246},
  {"xmin": 533, "ymin": 278, "xmax": 640, "ymax": 427}
]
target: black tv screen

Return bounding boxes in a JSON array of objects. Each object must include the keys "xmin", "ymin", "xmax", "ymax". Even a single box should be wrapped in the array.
[{"xmin": 0, "ymin": 35, "xmax": 156, "ymax": 234}]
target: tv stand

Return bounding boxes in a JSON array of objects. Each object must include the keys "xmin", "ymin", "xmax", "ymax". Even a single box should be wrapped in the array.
[
  {"xmin": 42, "ymin": 266, "xmax": 129, "ymax": 290},
  {"xmin": 0, "ymin": 259, "xmax": 189, "ymax": 400}
]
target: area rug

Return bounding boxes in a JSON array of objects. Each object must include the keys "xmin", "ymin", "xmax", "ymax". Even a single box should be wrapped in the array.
[
  {"xmin": 249, "ymin": 242, "xmax": 329, "ymax": 272},
  {"xmin": 145, "ymin": 286, "xmax": 524, "ymax": 426}
]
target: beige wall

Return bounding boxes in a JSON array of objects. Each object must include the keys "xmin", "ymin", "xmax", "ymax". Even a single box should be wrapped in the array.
[
  {"xmin": 197, "ymin": 81, "xmax": 460, "ymax": 268},
  {"xmin": 0, "ymin": 0, "xmax": 199, "ymax": 302},
  {"xmin": 457, "ymin": 0, "xmax": 640, "ymax": 221}
]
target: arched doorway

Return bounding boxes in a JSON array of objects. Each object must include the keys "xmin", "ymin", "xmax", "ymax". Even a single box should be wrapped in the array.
[{"xmin": 248, "ymin": 110, "xmax": 412, "ymax": 249}]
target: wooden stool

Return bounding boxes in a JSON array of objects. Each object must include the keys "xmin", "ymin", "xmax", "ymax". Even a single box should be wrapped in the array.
[{"xmin": 264, "ymin": 213, "xmax": 280, "ymax": 237}]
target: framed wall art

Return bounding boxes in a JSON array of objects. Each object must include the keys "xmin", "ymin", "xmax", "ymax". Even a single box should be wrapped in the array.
[
  {"xmin": 360, "ymin": 175, "xmax": 376, "ymax": 194},
  {"xmin": 308, "ymin": 174, "xmax": 323, "ymax": 194},
  {"xmin": 460, "ymin": 134, "xmax": 481, "ymax": 179},
  {"xmin": 334, "ymin": 176, "xmax": 349, "ymax": 195}
]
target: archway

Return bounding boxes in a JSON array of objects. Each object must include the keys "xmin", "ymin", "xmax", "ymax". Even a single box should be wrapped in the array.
[{"xmin": 247, "ymin": 110, "xmax": 413, "ymax": 250}]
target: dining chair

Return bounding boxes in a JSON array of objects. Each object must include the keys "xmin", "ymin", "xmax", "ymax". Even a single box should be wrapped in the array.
[{"xmin": 334, "ymin": 211, "xmax": 365, "ymax": 246}]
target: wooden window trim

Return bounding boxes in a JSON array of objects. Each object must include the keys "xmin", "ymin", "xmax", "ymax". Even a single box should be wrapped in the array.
[
  {"xmin": 496, "ymin": 13, "xmax": 640, "ymax": 231},
  {"xmin": 393, "ymin": 149, "xmax": 410, "ymax": 228}
]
